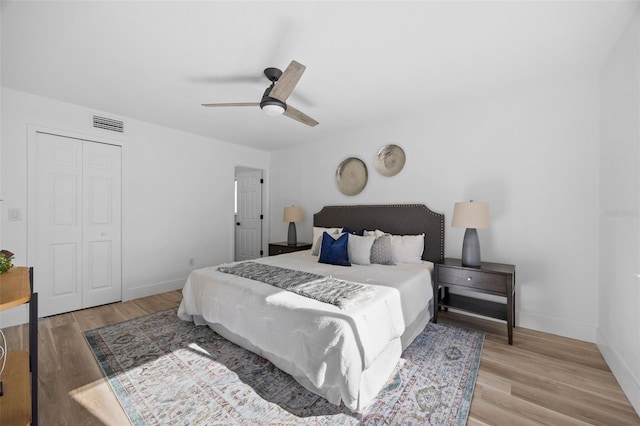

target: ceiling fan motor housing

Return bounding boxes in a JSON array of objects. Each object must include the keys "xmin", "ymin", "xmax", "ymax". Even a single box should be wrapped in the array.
[{"xmin": 260, "ymin": 85, "xmax": 287, "ymax": 115}]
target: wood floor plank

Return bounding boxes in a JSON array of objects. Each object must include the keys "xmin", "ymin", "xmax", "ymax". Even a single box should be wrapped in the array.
[
  {"xmin": 472, "ymin": 384, "xmax": 549, "ymax": 426},
  {"xmin": 467, "ymin": 419, "xmax": 492, "ymax": 426},
  {"xmin": 481, "ymin": 340, "xmax": 628, "ymax": 399},
  {"xmin": 480, "ymin": 330, "xmax": 609, "ymax": 373},
  {"xmin": 110, "ymin": 301, "xmax": 151, "ymax": 325},
  {"xmin": 1, "ymin": 291, "xmax": 638, "ymax": 425},
  {"xmin": 2, "ymin": 322, "xmax": 28, "ymax": 349},
  {"xmin": 67, "ymin": 379, "xmax": 131, "ymax": 426},
  {"xmin": 130, "ymin": 291, "xmax": 181, "ymax": 315},
  {"xmin": 514, "ymin": 378, "xmax": 638, "ymax": 425},
  {"xmin": 481, "ymin": 360, "xmax": 636, "ymax": 424},
  {"xmin": 475, "ymin": 369, "xmax": 512, "ymax": 394},
  {"xmin": 474, "ymin": 381, "xmax": 593, "ymax": 426},
  {"xmin": 439, "ymin": 311, "xmax": 640, "ymax": 425},
  {"xmin": 514, "ymin": 325, "xmax": 602, "ymax": 351}
]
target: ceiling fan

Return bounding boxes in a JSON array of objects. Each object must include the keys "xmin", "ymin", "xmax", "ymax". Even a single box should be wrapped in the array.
[{"xmin": 202, "ymin": 60, "xmax": 319, "ymax": 127}]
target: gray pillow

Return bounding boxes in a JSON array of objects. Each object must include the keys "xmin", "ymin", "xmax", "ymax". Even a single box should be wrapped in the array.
[{"xmin": 370, "ymin": 234, "xmax": 395, "ymax": 265}]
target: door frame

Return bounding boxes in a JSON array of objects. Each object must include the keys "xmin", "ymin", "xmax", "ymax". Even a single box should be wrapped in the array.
[
  {"xmin": 26, "ymin": 124, "xmax": 125, "ymax": 303},
  {"xmin": 233, "ymin": 165, "xmax": 268, "ymax": 261}
]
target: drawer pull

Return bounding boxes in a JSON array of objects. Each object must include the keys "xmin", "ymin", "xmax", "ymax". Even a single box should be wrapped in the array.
[{"xmin": 467, "ymin": 277, "xmax": 472, "ymax": 281}]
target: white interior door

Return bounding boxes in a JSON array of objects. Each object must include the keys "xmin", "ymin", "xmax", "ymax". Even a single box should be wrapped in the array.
[
  {"xmin": 34, "ymin": 132, "xmax": 122, "ymax": 317},
  {"xmin": 235, "ymin": 169, "xmax": 262, "ymax": 261}
]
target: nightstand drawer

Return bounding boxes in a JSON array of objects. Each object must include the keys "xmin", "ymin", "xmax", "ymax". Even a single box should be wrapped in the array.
[
  {"xmin": 269, "ymin": 245, "xmax": 297, "ymax": 255},
  {"xmin": 268, "ymin": 242, "xmax": 312, "ymax": 256},
  {"xmin": 438, "ymin": 267, "xmax": 506, "ymax": 294}
]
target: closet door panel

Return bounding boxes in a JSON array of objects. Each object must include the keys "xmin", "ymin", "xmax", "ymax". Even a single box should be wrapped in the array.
[
  {"xmin": 82, "ymin": 141, "xmax": 122, "ymax": 309},
  {"xmin": 35, "ymin": 133, "xmax": 83, "ymax": 316}
]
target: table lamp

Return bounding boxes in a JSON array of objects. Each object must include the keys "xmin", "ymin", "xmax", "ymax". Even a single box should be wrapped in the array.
[
  {"xmin": 283, "ymin": 206, "xmax": 304, "ymax": 246},
  {"xmin": 452, "ymin": 201, "xmax": 490, "ymax": 267}
]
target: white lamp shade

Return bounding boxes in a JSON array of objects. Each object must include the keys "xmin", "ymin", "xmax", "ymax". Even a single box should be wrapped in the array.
[
  {"xmin": 283, "ymin": 206, "xmax": 304, "ymax": 223},
  {"xmin": 452, "ymin": 201, "xmax": 490, "ymax": 229}
]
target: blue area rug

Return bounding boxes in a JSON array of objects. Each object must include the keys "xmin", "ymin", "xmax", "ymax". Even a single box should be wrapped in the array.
[{"xmin": 84, "ymin": 308, "xmax": 484, "ymax": 425}]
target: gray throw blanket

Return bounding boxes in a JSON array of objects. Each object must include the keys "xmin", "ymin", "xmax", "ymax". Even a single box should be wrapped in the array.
[{"xmin": 217, "ymin": 261, "xmax": 375, "ymax": 309}]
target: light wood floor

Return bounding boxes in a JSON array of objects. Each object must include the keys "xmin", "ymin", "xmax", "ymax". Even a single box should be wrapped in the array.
[{"xmin": 3, "ymin": 291, "xmax": 639, "ymax": 425}]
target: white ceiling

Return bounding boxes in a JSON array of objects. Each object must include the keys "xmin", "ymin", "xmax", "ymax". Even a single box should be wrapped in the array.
[{"xmin": 2, "ymin": 1, "xmax": 638, "ymax": 151}]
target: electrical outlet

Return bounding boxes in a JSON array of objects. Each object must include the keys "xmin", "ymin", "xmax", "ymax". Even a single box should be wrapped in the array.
[{"xmin": 189, "ymin": 258, "xmax": 195, "ymax": 267}]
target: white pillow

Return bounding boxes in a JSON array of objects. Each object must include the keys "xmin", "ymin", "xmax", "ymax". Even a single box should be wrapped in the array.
[
  {"xmin": 390, "ymin": 233, "xmax": 425, "ymax": 264},
  {"xmin": 363, "ymin": 229, "xmax": 386, "ymax": 238},
  {"xmin": 311, "ymin": 227, "xmax": 342, "ymax": 255},
  {"xmin": 347, "ymin": 234, "xmax": 376, "ymax": 265}
]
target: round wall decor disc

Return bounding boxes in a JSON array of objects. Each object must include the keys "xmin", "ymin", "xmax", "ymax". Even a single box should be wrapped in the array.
[
  {"xmin": 375, "ymin": 144, "xmax": 406, "ymax": 177},
  {"xmin": 336, "ymin": 157, "xmax": 368, "ymax": 196}
]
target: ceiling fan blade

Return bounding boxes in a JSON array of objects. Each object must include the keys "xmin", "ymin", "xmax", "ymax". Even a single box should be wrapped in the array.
[
  {"xmin": 269, "ymin": 60, "xmax": 306, "ymax": 103},
  {"xmin": 283, "ymin": 105, "xmax": 319, "ymax": 127},
  {"xmin": 188, "ymin": 75, "xmax": 263, "ymax": 85},
  {"xmin": 201, "ymin": 102, "xmax": 259, "ymax": 107}
]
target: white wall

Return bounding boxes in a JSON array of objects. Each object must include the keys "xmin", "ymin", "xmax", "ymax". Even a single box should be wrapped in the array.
[
  {"xmin": 598, "ymin": 11, "xmax": 640, "ymax": 414},
  {"xmin": 271, "ymin": 74, "xmax": 600, "ymax": 342},
  {"xmin": 0, "ymin": 4, "xmax": 3, "ymax": 247},
  {"xmin": 0, "ymin": 87, "xmax": 269, "ymax": 326}
]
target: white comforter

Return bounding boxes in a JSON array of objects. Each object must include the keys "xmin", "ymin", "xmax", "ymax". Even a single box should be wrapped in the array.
[{"xmin": 177, "ymin": 250, "xmax": 432, "ymax": 411}]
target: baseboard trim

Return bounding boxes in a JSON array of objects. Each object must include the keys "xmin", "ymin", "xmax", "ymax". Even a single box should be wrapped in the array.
[
  {"xmin": 123, "ymin": 278, "xmax": 184, "ymax": 301},
  {"xmin": 597, "ymin": 328, "xmax": 640, "ymax": 416},
  {"xmin": 517, "ymin": 310, "xmax": 597, "ymax": 343}
]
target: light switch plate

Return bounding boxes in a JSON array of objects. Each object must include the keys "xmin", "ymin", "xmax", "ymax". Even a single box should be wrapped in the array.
[{"xmin": 8, "ymin": 208, "xmax": 21, "ymax": 221}]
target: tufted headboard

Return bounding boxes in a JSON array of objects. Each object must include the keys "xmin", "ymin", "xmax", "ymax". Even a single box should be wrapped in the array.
[{"xmin": 313, "ymin": 204, "xmax": 445, "ymax": 263}]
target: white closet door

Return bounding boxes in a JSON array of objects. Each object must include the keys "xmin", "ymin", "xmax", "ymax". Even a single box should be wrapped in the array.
[
  {"xmin": 82, "ymin": 142, "xmax": 122, "ymax": 309},
  {"xmin": 35, "ymin": 133, "xmax": 84, "ymax": 316},
  {"xmin": 34, "ymin": 132, "xmax": 122, "ymax": 317}
]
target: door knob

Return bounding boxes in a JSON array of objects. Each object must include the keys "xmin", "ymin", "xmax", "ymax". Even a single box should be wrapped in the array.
[{"xmin": 236, "ymin": 222, "xmax": 240, "ymax": 226}]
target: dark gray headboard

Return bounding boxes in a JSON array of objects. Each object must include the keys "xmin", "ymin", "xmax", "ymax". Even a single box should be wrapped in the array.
[{"xmin": 313, "ymin": 204, "xmax": 445, "ymax": 263}]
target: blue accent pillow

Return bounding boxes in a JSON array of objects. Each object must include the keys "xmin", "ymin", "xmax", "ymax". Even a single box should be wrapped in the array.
[
  {"xmin": 318, "ymin": 232, "xmax": 351, "ymax": 266},
  {"xmin": 342, "ymin": 226, "xmax": 365, "ymax": 236}
]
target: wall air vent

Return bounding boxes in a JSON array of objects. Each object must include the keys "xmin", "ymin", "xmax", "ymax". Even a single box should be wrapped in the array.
[{"xmin": 93, "ymin": 115, "xmax": 124, "ymax": 133}]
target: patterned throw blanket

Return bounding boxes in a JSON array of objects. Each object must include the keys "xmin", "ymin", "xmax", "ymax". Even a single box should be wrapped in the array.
[{"xmin": 217, "ymin": 261, "xmax": 375, "ymax": 309}]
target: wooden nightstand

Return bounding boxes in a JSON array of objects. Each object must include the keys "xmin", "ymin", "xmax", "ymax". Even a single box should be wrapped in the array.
[
  {"xmin": 433, "ymin": 258, "xmax": 516, "ymax": 344},
  {"xmin": 268, "ymin": 242, "xmax": 312, "ymax": 256}
]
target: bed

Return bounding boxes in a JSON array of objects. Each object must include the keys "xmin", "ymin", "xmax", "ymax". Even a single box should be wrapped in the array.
[{"xmin": 178, "ymin": 204, "xmax": 445, "ymax": 412}]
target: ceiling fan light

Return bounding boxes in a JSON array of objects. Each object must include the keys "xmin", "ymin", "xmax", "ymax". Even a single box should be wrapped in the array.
[{"xmin": 261, "ymin": 103, "xmax": 285, "ymax": 116}]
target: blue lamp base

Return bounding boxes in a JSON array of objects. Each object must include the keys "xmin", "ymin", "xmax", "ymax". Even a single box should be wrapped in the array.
[{"xmin": 461, "ymin": 228, "xmax": 481, "ymax": 267}]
